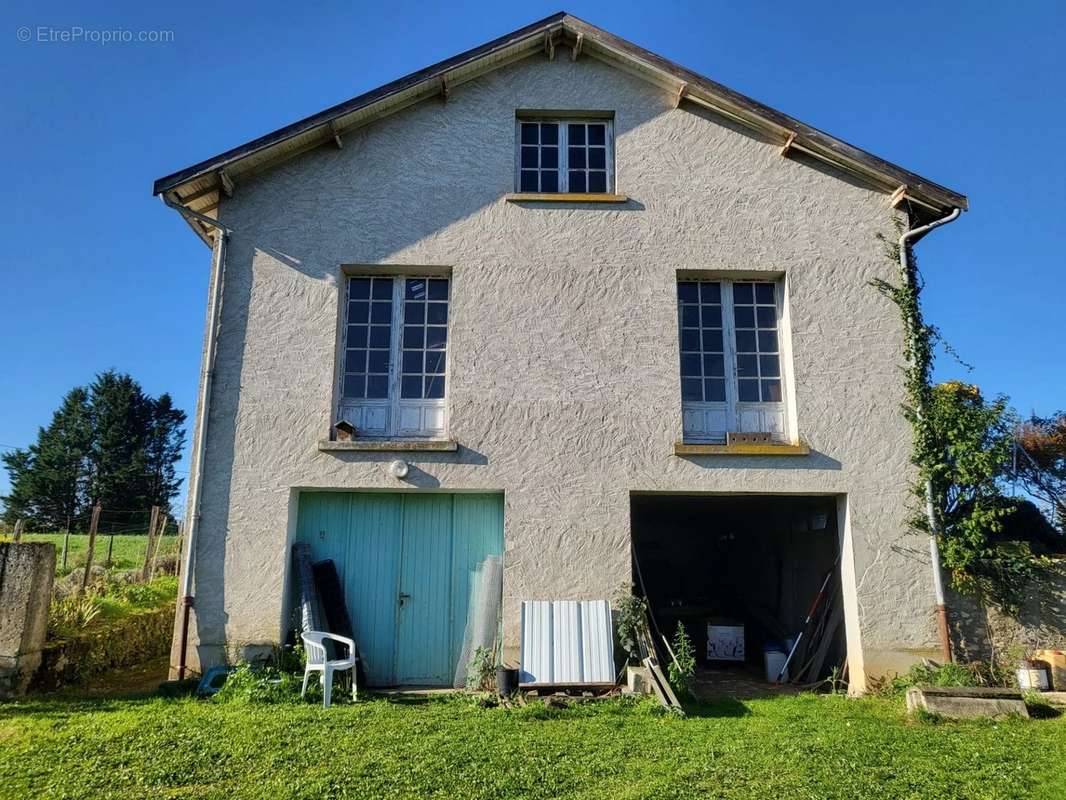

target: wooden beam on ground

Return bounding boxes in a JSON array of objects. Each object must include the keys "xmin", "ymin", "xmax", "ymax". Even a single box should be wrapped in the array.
[
  {"xmin": 81, "ymin": 504, "xmax": 101, "ymax": 590},
  {"xmin": 571, "ymin": 32, "xmax": 583, "ymax": 61}
]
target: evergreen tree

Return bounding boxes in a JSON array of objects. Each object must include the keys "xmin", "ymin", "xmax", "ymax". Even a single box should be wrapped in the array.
[
  {"xmin": 1, "ymin": 388, "xmax": 92, "ymax": 528},
  {"xmin": 29, "ymin": 387, "xmax": 92, "ymax": 526},
  {"xmin": 2, "ymin": 372, "xmax": 186, "ymax": 527},
  {"xmin": 1, "ymin": 448, "xmax": 35, "ymax": 525},
  {"xmin": 143, "ymin": 393, "xmax": 186, "ymax": 511},
  {"xmin": 88, "ymin": 371, "xmax": 154, "ymax": 510}
]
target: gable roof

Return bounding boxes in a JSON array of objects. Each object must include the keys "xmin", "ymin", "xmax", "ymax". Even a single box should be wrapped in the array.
[{"xmin": 155, "ymin": 12, "xmax": 967, "ymax": 243}]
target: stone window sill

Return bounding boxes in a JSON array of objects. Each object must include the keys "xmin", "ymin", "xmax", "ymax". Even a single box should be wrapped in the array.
[
  {"xmin": 505, "ymin": 192, "xmax": 629, "ymax": 204},
  {"xmin": 318, "ymin": 439, "xmax": 459, "ymax": 453},
  {"xmin": 674, "ymin": 441, "xmax": 810, "ymax": 456}
]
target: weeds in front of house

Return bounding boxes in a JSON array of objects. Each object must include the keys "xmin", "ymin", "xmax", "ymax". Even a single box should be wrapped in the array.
[
  {"xmin": 213, "ymin": 663, "xmax": 307, "ymax": 705},
  {"xmin": 882, "ymin": 659, "xmax": 1014, "ymax": 694},
  {"xmin": 47, "ymin": 592, "xmax": 103, "ymax": 638}
]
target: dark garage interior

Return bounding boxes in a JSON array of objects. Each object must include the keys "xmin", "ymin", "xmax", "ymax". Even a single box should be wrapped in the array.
[{"xmin": 631, "ymin": 494, "xmax": 846, "ymax": 693}]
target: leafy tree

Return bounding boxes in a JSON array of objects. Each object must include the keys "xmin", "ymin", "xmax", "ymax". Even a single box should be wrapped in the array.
[
  {"xmin": 923, "ymin": 382, "xmax": 1044, "ymax": 611},
  {"xmin": 874, "ymin": 229, "xmax": 1046, "ymax": 613},
  {"xmin": 2, "ymin": 372, "xmax": 186, "ymax": 528},
  {"xmin": 1014, "ymin": 412, "xmax": 1066, "ymax": 530}
]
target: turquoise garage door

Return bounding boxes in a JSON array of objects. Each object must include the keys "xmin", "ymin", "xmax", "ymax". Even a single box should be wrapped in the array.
[{"xmin": 295, "ymin": 492, "xmax": 504, "ymax": 686}]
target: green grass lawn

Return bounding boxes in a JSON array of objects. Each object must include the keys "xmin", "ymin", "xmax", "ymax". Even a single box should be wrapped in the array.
[
  {"xmin": 19, "ymin": 532, "xmax": 180, "ymax": 575},
  {"xmin": 0, "ymin": 692, "xmax": 1062, "ymax": 800}
]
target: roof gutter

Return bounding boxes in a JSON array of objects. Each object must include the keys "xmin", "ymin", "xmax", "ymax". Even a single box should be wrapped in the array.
[
  {"xmin": 163, "ymin": 193, "xmax": 230, "ymax": 679},
  {"xmin": 898, "ymin": 205, "xmax": 962, "ymax": 664}
]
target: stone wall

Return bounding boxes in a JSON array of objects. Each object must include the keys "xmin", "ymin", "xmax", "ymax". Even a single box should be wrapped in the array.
[
  {"xmin": 33, "ymin": 602, "xmax": 176, "ymax": 692},
  {"xmin": 948, "ymin": 559, "xmax": 1066, "ymax": 665},
  {"xmin": 0, "ymin": 542, "xmax": 55, "ymax": 697}
]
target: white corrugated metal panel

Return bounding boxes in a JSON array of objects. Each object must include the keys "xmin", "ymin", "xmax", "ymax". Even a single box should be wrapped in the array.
[{"xmin": 519, "ymin": 600, "xmax": 614, "ymax": 685}]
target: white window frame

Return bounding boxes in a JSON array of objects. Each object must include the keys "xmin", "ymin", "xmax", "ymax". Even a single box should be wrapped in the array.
[
  {"xmin": 336, "ymin": 275, "xmax": 450, "ymax": 440},
  {"xmin": 678, "ymin": 278, "xmax": 790, "ymax": 444},
  {"xmin": 514, "ymin": 117, "xmax": 615, "ymax": 193}
]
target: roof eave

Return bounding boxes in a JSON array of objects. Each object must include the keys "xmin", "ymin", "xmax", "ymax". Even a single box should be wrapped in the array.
[{"xmin": 153, "ymin": 12, "xmax": 967, "ymax": 215}]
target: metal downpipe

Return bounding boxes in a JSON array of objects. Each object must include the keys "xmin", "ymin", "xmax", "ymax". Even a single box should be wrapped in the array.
[
  {"xmin": 898, "ymin": 206, "xmax": 961, "ymax": 663},
  {"xmin": 162, "ymin": 195, "xmax": 230, "ymax": 679}
]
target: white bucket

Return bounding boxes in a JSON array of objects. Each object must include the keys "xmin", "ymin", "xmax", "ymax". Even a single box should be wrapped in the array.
[
  {"xmin": 1017, "ymin": 667, "xmax": 1049, "ymax": 691},
  {"xmin": 764, "ymin": 649, "xmax": 789, "ymax": 683}
]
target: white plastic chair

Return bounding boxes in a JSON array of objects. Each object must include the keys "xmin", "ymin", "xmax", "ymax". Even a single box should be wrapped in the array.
[{"xmin": 301, "ymin": 631, "xmax": 358, "ymax": 707}]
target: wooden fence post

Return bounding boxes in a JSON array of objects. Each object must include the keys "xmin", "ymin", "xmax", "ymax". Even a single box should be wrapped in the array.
[
  {"xmin": 105, "ymin": 530, "xmax": 115, "ymax": 567},
  {"xmin": 142, "ymin": 506, "xmax": 161, "ymax": 582},
  {"xmin": 176, "ymin": 519, "xmax": 185, "ymax": 578},
  {"xmin": 12, "ymin": 519, "xmax": 24, "ymax": 543},
  {"xmin": 61, "ymin": 516, "xmax": 70, "ymax": 570},
  {"xmin": 149, "ymin": 513, "xmax": 168, "ymax": 581},
  {"xmin": 81, "ymin": 504, "xmax": 101, "ymax": 590}
]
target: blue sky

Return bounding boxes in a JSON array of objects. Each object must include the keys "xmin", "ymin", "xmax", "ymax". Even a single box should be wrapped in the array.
[{"xmin": 2, "ymin": 0, "xmax": 1064, "ymax": 511}]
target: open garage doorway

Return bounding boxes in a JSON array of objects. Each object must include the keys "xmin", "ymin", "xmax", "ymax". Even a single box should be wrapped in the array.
[{"xmin": 631, "ymin": 494, "xmax": 847, "ymax": 698}]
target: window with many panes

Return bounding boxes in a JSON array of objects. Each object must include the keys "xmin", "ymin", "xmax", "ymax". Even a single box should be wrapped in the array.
[
  {"xmin": 677, "ymin": 279, "xmax": 788, "ymax": 442},
  {"xmin": 516, "ymin": 119, "xmax": 613, "ymax": 193},
  {"xmin": 338, "ymin": 275, "xmax": 450, "ymax": 439}
]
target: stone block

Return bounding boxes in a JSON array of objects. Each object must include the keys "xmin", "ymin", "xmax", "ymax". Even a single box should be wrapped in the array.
[
  {"xmin": 625, "ymin": 665, "xmax": 653, "ymax": 695},
  {"xmin": 906, "ymin": 685, "xmax": 1029, "ymax": 720},
  {"xmin": 0, "ymin": 542, "xmax": 56, "ymax": 697}
]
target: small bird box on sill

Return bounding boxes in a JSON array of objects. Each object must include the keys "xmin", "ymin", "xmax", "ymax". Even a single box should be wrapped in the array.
[{"xmin": 333, "ymin": 420, "xmax": 357, "ymax": 441}]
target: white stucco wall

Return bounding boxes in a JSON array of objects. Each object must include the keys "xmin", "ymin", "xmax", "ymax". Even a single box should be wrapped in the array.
[{"xmin": 175, "ymin": 53, "xmax": 942, "ymax": 688}]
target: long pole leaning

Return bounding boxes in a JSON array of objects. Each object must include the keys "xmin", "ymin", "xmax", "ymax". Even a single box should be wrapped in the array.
[{"xmin": 898, "ymin": 207, "xmax": 961, "ymax": 664}]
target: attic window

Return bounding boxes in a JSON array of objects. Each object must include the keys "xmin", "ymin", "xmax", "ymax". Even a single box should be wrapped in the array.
[{"xmin": 516, "ymin": 119, "xmax": 613, "ymax": 194}]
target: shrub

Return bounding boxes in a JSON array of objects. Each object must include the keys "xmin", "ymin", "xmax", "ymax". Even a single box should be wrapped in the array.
[
  {"xmin": 666, "ymin": 622, "xmax": 696, "ymax": 698},
  {"xmin": 466, "ymin": 646, "xmax": 496, "ymax": 692},
  {"xmin": 615, "ymin": 585, "xmax": 648, "ymax": 663}
]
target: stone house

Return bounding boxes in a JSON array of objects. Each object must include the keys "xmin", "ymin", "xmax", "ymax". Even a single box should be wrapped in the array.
[{"xmin": 154, "ymin": 13, "xmax": 968, "ymax": 692}]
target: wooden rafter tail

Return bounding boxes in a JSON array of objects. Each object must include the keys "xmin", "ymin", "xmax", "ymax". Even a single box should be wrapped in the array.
[
  {"xmin": 889, "ymin": 184, "xmax": 909, "ymax": 208},
  {"xmin": 328, "ymin": 120, "xmax": 343, "ymax": 149},
  {"xmin": 673, "ymin": 82, "xmax": 688, "ymax": 109},
  {"xmin": 571, "ymin": 31, "xmax": 583, "ymax": 61},
  {"xmin": 219, "ymin": 170, "xmax": 235, "ymax": 198},
  {"xmin": 543, "ymin": 30, "xmax": 555, "ymax": 61},
  {"xmin": 779, "ymin": 132, "xmax": 797, "ymax": 157}
]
